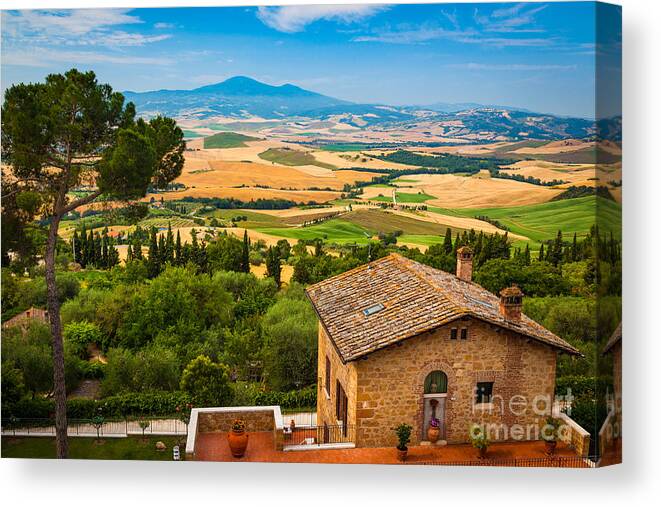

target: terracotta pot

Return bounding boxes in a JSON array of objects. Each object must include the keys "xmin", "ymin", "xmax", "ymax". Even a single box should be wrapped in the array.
[
  {"xmin": 545, "ymin": 440, "xmax": 557, "ymax": 456},
  {"xmin": 228, "ymin": 429, "xmax": 249, "ymax": 458},
  {"xmin": 478, "ymin": 446, "xmax": 487, "ymax": 459},
  {"xmin": 397, "ymin": 447, "xmax": 408, "ymax": 462},
  {"xmin": 427, "ymin": 426, "xmax": 440, "ymax": 444}
]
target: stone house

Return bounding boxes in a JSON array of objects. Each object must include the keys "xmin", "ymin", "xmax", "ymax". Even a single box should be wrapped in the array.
[
  {"xmin": 2, "ymin": 307, "xmax": 49, "ymax": 330},
  {"xmin": 306, "ymin": 250, "xmax": 580, "ymax": 448}
]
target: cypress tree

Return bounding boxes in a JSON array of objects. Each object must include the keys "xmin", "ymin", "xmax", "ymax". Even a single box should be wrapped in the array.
[
  {"xmin": 538, "ymin": 243, "xmax": 545, "ymax": 262},
  {"xmin": 133, "ymin": 235, "xmax": 143, "ymax": 260},
  {"xmin": 443, "ymin": 228, "xmax": 453, "ymax": 254},
  {"xmin": 175, "ymin": 230, "xmax": 182, "ymax": 265},
  {"xmin": 101, "ymin": 227, "xmax": 110, "ymax": 268},
  {"xmin": 72, "ymin": 230, "xmax": 81, "ymax": 265},
  {"xmin": 147, "ymin": 227, "xmax": 160, "ymax": 277},
  {"xmin": 165, "ymin": 222, "xmax": 175, "ymax": 264},
  {"xmin": 266, "ymin": 246, "xmax": 281, "ymax": 287},
  {"xmin": 524, "ymin": 244, "xmax": 531, "ymax": 266},
  {"xmin": 126, "ymin": 243, "xmax": 133, "ymax": 262},
  {"xmin": 241, "ymin": 230, "xmax": 250, "ymax": 273}
]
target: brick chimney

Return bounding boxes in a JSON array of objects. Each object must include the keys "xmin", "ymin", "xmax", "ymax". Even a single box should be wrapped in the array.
[
  {"xmin": 456, "ymin": 246, "xmax": 473, "ymax": 282},
  {"xmin": 499, "ymin": 285, "xmax": 524, "ymax": 321}
]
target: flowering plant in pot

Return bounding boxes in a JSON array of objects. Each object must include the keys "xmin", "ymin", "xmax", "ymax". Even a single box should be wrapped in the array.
[
  {"xmin": 469, "ymin": 424, "xmax": 490, "ymax": 459},
  {"xmin": 228, "ymin": 419, "xmax": 249, "ymax": 458},
  {"xmin": 542, "ymin": 416, "xmax": 562, "ymax": 455},
  {"xmin": 427, "ymin": 417, "xmax": 441, "ymax": 443},
  {"xmin": 394, "ymin": 423, "xmax": 413, "ymax": 462}
]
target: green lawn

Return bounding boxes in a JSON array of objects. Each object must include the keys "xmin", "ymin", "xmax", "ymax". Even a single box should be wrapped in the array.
[
  {"xmin": 1, "ymin": 436, "xmax": 183, "ymax": 460},
  {"xmin": 203, "ymin": 132, "xmax": 260, "ymax": 149},
  {"xmin": 258, "ymin": 148, "xmax": 336, "ymax": 169},
  {"xmin": 428, "ymin": 197, "xmax": 620, "ymax": 243}
]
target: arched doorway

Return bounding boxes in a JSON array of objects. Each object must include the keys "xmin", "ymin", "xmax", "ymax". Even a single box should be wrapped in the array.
[{"xmin": 422, "ymin": 370, "xmax": 447, "ymax": 441}]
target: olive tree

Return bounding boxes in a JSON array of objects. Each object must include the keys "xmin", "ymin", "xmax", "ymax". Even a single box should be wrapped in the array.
[{"xmin": 1, "ymin": 69, "xmax": 184, "ymax": 458}]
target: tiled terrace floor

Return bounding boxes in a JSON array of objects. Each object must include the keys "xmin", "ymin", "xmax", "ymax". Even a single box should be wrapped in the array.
[{"xmin": 194, "ymin": 431, "xmax": 588, "ymax": 466}]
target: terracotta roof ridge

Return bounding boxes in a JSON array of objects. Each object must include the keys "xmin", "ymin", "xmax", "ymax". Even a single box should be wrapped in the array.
[
  {"xmin": 391, "ymin": 254, "xmax": 467, "ymax": 315},
  {"xmin": 305, "ymin": 253, "xmax": 395, "ymax": 292}
]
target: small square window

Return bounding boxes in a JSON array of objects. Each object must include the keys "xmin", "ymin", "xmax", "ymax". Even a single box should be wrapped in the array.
[
  {"xmin": 450, "ymin": 328, "xmax": 458, "ymax": 340},
  {"xmin": 476, "ymin": 382, "xmax": 493, "ymax": 404},
  {"xmin": 461, "ymin": 328, "xmax": 468, "ymax": 340}
]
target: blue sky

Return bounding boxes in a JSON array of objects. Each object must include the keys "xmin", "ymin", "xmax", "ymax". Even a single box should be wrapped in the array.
[{"xmin": 1, "ymin": 3, "xmax": 621, "ymax": 118}]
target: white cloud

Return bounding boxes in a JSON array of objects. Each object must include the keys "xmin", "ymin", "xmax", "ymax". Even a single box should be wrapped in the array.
[
  {"xmin": 256, "ymin": 5, "xmax": 385, "ymax": 33},
  {"xmin": 154, "ymin": 22, "xmax": 174, "ymax": 29},
  {"xmin": 2, "ymin": 47, "xmax": 173, "ymax": 67},
  {"xmin": 1, "ymin": 9, "xmax": 171, "ymax": 48},
  {"xmin": 447, "ymin": 63, "xmax": 577, "ymax": 71}
]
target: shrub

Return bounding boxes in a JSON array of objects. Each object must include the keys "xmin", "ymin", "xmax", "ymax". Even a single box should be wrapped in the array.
[
  {"xmin": 180, "ymin": 355, "xmax": 232, "ymax": 406},
  {"xmin": 64, "ymin": 321, "xmax": 102, "ymax": 358},
  {"xmin": 253, "ymin": 386, "xmax": 316, "ymax": 410}
]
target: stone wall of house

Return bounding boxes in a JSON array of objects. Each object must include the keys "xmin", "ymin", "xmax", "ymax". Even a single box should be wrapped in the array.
[
  {"xmin": 352, "ymin": 318, "xmax": 558, "ymax": 447},
  {"xmin": 197, "ymin": 409, "xmax": 275, "ymax": 433},
  {"xmin": 316, "ymin": 326, "xmax": 358, "ymax": 437}
]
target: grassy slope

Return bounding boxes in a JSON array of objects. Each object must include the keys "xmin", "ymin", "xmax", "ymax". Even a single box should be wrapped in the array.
[
  {"xmin": 428, "ymin": 197, "xmax": 621, "ymax": 242},
  {"xmin": 203, "ymin": 132, "xmax": 260, "ymax": 149},
  {"xmin": 1, "ymin": 436, "xmax": 182, "ymax": 460},
  {"xmin": 257, "ymin": 209, "xmax": 459, "ymax": 246},
  {"xmin": 371, "ymin": 191, "xmax": 436, "ymax": 204},
  {"xmin": 207, "ymin": 209, "xmax": 286, "ymax": 229},
  {"xmin": 258, "ymin": 219, "xmax": 371, "ymax": 244},
  {"xmin": 258, "ymin": 148, "xmax": 336, "ymax": 170}
]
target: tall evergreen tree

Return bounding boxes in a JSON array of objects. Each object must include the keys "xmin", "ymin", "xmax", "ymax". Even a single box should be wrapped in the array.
[
  {"xmin": 241, "ymin": 230, "xmax": 250, "ymax": 273},
  {"xmin": 538, "ymin": 243, "xmax": 545, "ymax": 262},
  {"xmin": 147, "ymin": 227, "xmax": 161, "ymax": 277},
  {"xmin": 175, "ymin": 230, "xmax": 182, "ymax": 265},
  {"xmin": 443, "ymin": 228, "xmax": 453, "ymax": 254},
  {"xmin": 266, "ymin": 246, "xmax": 282, "ymax": 287},
  {"xmin": 165, "ymin": 222, "xmax": 175, "ymax": 264}
]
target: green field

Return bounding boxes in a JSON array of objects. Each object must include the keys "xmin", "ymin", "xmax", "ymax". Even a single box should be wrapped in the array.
[
  {"xmin": 370, "ymin": 191, "xmax": 435, "ymax": 204},
  {"xmin": 257, "ymin": 209, "xmax": 463, "ymax": 245},
  {"xmin": 318, "ymin": 143, "xmax": 368, "ymax": 152},
  {"xmin": 342, "ymin": 209, "xmax": 454, "ymax": 236},
  {"xmin": 398, "ymin": 234, "xmax": 446, "ymax": 247},
  {"xmin": 258, "ymin": 148, "xmax": 336, "ymax": 169},
  {"xmin": 203, "ymin": 132, "xmax": 261, "ymax": 149},
  {"xmin": 182, "ymin": 130, "xmax": 202, "ymax": 139},
  {"xmin": 206, "ymin": 209, "xmax": 286, "ymax": 228},
  {"xmin": 258, "ymin": 219, "xmax": 372, "ymax": 244},
  {"xmin": 1, "ymin": 436, "xmax": 182, "ymax": 460},
  {"xmin": 138, "ymin": 217, "xmax": 198, "ymax": 229},
  {"xmin": 428, "ymin": 197, "xmax": 621, "ymax": 243}
]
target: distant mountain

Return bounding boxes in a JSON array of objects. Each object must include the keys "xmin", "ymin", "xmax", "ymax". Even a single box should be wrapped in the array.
[
  {"xmin": 123, "ymin": 76, "xmax": 350, "ymax": 120},
  {"xmin": 124, "ymin": 76, "xmax": 600, "ymax": 140}
]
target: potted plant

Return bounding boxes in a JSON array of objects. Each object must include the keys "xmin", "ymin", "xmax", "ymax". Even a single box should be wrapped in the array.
[
  {"xmin": 469, "ymin": 424, "xmax": 489, "ymax": 459},
  {"xmin": 543, "ymin": 416, "xmax": 561, "ymax": 455},
  {"xmin": 427, "ymin": 417, "xmax": 441, "ymax": 443},
  {"xmin": 394, "ymin": 423, "xmax": 412, "ymax": 462},
  {"xmin": 228, "ymin": 419, "xmax": 249, "ymax": 458}
]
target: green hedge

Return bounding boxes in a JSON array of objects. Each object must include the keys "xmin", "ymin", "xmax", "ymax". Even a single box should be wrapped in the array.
[
  {"xmin": 254, "ymin": 386, "xmax": 316, "ymax": 409},
  {"xmin": 555, "ymin": 375, "xmax": 613, "ymax": 400},
  {"xmin": 6, "ymin": 391, "xmax": 193, "ymax": 419},
  {"xmin": 6, "ymin": 386, "xmax": 316, "ymax": 420}
]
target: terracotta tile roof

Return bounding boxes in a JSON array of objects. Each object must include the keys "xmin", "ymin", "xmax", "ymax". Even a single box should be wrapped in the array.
[
  {"xmin": 603, "ymin": 322, "xmax": 622, "ymax": 354},
  {"xmin": 305, "ymin": 253, "xmax": 580, "ymax": 362}
]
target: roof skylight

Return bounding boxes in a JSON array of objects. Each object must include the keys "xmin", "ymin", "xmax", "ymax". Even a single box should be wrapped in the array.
[{"xmin": 363, "ymin": 303, "xmax": 385, "ymax": 317}]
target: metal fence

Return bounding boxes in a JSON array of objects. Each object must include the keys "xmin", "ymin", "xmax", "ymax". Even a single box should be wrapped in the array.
[
  {"xmin": 405, "ymin": 455, "xmax": 596, "ymax": 468},
  {"xmin": 283, "ymin": 424, "xmax": 355, "ymax": 448},
  {"xmin": 1, "ymin": 417, "xmax": 188, "ymax": 438}
]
